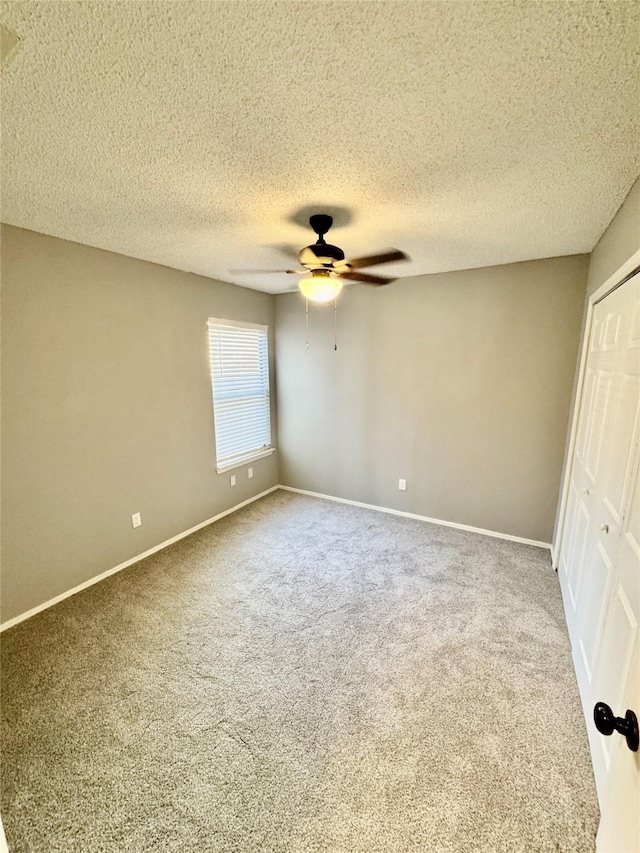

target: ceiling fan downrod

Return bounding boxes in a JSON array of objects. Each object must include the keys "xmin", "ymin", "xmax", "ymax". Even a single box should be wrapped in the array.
[{"xmin": 309, "ymin": 214, "xmax": 334, "ymax": 244}]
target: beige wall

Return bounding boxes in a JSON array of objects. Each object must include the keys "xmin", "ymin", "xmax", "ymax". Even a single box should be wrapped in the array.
[
  {"xmin": 1, "ymin": 222, "xmax": 604, "ymax": 623},
  {"xmin": 586, "ymin": 178, "xmax": 640, "ymax": 298},
  {"xmin": 276, "ymin": 255, "xmax": 589, "ymax": 544},
  {"xmin": 0, "ymin": 226, "xmax": 278, "ymax": 623}
]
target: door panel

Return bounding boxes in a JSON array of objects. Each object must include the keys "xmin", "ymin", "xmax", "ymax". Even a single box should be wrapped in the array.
[
  {"xmin": 577, "ymin": 539, "xmax": 613, "ymax": 685},
  {"xmin": 602, "ymin": 375, "xmax": 639, "ymax": 525},
  {"xmin": 584, "ymin": 370, "xmax": 613, "ymax": 485},
  {"xmin": 577, "ymin": 369, "xmax": 596, "ymax": 465},
  {"xmin": 629, "ymin": 300, "xmax": 640, "ymax": 348},
  {"xmin": 565, "ymin": 492, "xmax": 591, "ymax": 613},
  {"xmin": 602, "ymin": 309, "xmax": 621, "ymax": 350}
]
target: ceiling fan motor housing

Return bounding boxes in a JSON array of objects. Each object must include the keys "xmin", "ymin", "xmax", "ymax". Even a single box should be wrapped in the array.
[{"xmin": 298, "ymin": 242, "xmax": 346, "ymax": 269}]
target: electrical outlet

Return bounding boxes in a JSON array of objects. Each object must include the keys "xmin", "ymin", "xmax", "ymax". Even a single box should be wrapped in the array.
[
  {"xmin": 398, "ymin": 479, "xmax": 407, "ymax": 491},
  {"xmin": 248, "ymin": 467, "xmax": 254, "ymax": 479},
  {"xmin": 131, "ymin": 512, "xmax": 142, "ymax": 528},
  {"xmin": 230, "ymin": 474, "xmax": 236, "ymax": 487}
]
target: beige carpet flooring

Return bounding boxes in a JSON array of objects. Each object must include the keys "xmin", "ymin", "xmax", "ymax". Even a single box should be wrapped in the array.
[{"xmin": 1, "ymin": 490, "xmax": 599, "ymax": 852}]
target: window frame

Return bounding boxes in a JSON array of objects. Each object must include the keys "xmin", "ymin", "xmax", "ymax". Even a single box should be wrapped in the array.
[{"xmin": 207, "ymin": 317, "xmax": 275, "ymax": 474}]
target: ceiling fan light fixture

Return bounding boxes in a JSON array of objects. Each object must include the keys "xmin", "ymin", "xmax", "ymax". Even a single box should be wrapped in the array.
[{"xmin": 299, "ymin": 270, "xmax": 343, "ymax": 304}]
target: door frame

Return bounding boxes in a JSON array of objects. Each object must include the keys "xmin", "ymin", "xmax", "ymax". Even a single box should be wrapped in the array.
[{"xmin": 552, "ymin": 248, "xmax": 640, "ymax": 568}]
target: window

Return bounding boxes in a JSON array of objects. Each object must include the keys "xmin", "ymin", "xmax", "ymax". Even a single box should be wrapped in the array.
[{"xmin": 207, "ymin": 318, "xmax": 273, "ymax": 473}]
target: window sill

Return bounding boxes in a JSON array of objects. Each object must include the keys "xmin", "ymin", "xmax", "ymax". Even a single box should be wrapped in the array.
[{"xmin": 216, "ymin": 447, "xmax": 276, "ymax": 475}]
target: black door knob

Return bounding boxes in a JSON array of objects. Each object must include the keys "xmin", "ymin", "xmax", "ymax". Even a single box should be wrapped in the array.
[{"xmin": 594, "ymin": 702, "xmax": 639, "ymax": 752}]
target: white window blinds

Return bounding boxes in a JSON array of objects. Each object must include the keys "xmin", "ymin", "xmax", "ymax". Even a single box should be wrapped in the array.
[{"xmin": 207, "ymin": 319, "xmax": 272, "ymax": 472}]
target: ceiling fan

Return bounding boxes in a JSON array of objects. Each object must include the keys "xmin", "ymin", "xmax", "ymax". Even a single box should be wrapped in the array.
[{"xmin": 236, "ymin": 214, "xmax": 408, "ymax": 304}]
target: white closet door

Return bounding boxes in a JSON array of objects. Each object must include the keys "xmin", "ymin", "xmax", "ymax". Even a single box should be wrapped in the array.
[
  {"xmin": 558, "ymin": 271, "xmax": 640, "ymax": 833},
  {"xmin": 595, "ymin": 446, "xmax": 640, "ymax": 852}
]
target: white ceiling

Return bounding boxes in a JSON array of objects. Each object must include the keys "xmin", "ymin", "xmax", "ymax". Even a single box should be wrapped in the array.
[{"xmin": 1, "ymin": 1, "xmax": 639, "ymax": 294}]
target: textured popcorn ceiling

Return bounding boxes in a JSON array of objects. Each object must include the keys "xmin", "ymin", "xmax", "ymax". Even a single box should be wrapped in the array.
[{"xmin": 0, "ymin": 1, "xmax": 639, "ymax": 293}]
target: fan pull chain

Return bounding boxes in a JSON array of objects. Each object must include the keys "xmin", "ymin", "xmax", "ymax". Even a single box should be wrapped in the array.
[
  {"xmin": 334, "ymin": 297, "xmax": 338, "ymax": 351},
  {"xmin": 305, "ymin": 297, "xmax": 309, "ymax": 350}
]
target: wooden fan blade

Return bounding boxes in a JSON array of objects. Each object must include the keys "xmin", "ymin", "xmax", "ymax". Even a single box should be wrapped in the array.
[
  {"xmin": 339, "ymin": 249, "xmax": 407, "ymax": 270},
  {"xmin": 230, "ymin": 269, "xmax": 305, "ymax": 275},
  {"xmin": 337, "ymin": 271, "xmax": 394, "ymax": 285}
]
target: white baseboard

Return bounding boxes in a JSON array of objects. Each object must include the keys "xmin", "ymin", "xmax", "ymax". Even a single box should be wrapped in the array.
[
  {"xmin": 1, "ymin": 482, "xmax": 551, "ymax": 632},
  {"xmin": 0, "ymin": 486, "xmax": 279, "ymax": 633},
  {"xmin": 278, "ymin": 485, "xmax": 552, "ymax": 550}
]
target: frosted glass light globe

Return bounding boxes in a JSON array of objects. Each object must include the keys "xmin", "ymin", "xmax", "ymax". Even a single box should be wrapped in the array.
[{"xmin": 298, "ymin": 271, "xmax": 343, "ymax": 304}]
